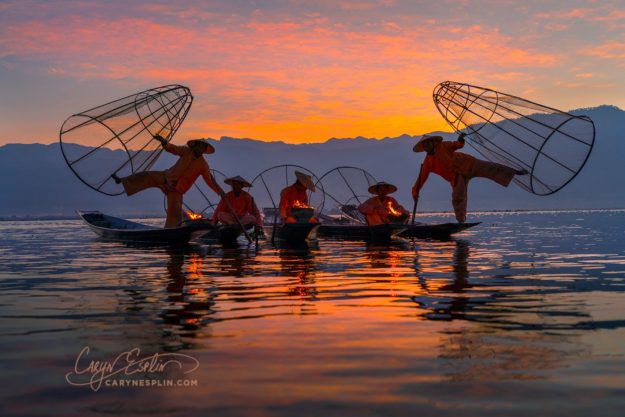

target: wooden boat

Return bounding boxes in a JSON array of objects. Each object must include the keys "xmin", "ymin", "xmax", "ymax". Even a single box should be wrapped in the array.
[
  {"xmin": 317, "ymin": 221, "xmax": 480, "ymax": 241},
  {"xmin": 399, "ymin": 222, "xmax": 481, "ymax": 239},
  {"xmin": 317, "ymin": 222, "xmax": 407, "ymax": 242},
  {"xmin": 200, "ymin": 223, "xmax": 254, "ymax": 246},
  {"xmin": 265, "ymin": 222, "xmax": 320, "ymax": 244},
  {"xmin": 77, "ymin": 210, "xmax": 213, "ymax": 244}
]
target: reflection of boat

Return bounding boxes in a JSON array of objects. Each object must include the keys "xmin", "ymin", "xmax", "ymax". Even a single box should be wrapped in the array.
[
  {"xmin": 77, "ymin": 210, "xmax": 212, "ymax": 244},
  {"xmin": 201, "ymin": 224, "xmax": 254, "ymax": 246},
  {"xmin": 399, "ymin": 222, "xmax": 481, "ymax": 239},
  {"xmin": 317, "ymin": 222, "xmax": 407, "ymax": 242},
  {"xmin": 262, "ymin": 207, "xmax": 319, "ymax": 244},
  {"xmin": 265, "ymin": 223, "xmax": 320, "ymax": 244}
]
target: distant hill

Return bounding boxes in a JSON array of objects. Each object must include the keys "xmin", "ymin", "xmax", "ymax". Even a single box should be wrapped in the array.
[{"xmin": 1, "ymin": 105, "xmax": 624, "ymax": 218}]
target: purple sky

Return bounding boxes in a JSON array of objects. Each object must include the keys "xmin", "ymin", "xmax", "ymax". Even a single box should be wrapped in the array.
[{"xmin": 1, "ymin": 0, "xmax": 624, "ymax": 144}]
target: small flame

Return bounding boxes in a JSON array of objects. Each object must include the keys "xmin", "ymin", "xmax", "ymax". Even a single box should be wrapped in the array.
[
  {"xmin": 386, "ymin": 201, "xmax": 401, "ymax": 216},
  {"xmin": 292, "ymin": 200, "xmax": 312, "ymax": 209},
  {"xmin": 185, "ymin": 210, "xmax": 204, "ymax": 220}
]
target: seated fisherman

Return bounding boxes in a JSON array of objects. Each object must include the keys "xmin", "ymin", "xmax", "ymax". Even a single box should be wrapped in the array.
[
  {"xmin": 279, "ymin": 171, "xmax": 317, "ymax": 224},
  {"xmin": 112, "ymin": 135, "xmax": 223, "ymax": 228},
  {"xmin": 212, "ymin": 176, "xmax": 262, "ymax": 230},
  {"xmin": 412, "ymin": 133, "xmax": 528, "ymax": 223},
  {"xmin": 358, "ymin": 181, "xmax": 409, "ymax": 225}
]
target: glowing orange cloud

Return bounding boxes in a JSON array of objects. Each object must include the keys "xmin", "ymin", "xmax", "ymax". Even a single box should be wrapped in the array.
[{"xmin": 0, "ymin": 1, "xmax": 620, "ymax": 144}]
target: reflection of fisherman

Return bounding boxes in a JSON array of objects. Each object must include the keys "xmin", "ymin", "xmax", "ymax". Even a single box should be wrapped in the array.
[
  {"xmin": 358, "ymin": 182, "xmax": 409, "ymax": 225},
  {"xmin": 412, "ymin": 133, "xmax": 528, "ymax": 223},
  {"xmin": 279, "ymin": 171, "xmax": 318, "ymax": 224},
  {"xmin": 112, "ymin": 135, "xmax": 223, "ymax": 228},
  {"xmin": 212, "ymin": 176, "xmax": 262, "ymax": 231}
]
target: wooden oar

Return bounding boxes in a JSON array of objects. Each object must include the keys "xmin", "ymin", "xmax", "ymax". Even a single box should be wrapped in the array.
[
  {"xmin": 412, "ymin": 164, "xmax": 423, "ymax": 225},
  {"xmin": 258, "ymin": 175, "xmax": 279, "ymax": 245},
  {"xmin": 251, "ymin": 197, "xmax": 260, "ymax": 248}
]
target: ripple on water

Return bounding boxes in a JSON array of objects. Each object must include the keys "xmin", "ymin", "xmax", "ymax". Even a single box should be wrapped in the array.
[{"xmin": 1, "ymin": 212, "xmax": 625, "ymax": 416}]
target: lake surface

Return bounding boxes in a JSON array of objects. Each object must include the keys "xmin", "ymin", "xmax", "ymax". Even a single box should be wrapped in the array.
[{"xmin": 1, "ymin": 210, "xmax": 625, "ymax": 416}]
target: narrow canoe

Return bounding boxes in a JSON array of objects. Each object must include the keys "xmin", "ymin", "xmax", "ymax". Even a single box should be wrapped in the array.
[
  {"xmin": 317, "ymin": 223, "xmax": 407, "ymax": 242},
  {"xmin": 77, "ymin": 210, "xmax": 212, "ymax": 244}
]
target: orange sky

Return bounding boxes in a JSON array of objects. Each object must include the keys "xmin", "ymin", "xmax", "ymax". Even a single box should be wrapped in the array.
[{"xmin": 1, "ymin": 0, "xmax": 625, "ymax": 144}]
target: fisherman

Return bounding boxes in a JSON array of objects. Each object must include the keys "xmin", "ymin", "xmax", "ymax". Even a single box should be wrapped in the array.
[
  {"xmin": 112, "ymin": 135, "xmax": 223, "ymax": 228},
  {"xmin": 212, "ymin": 176, "xmax": 262, "ymax": 231},
  {"xmin": 412, "ymin": 133, "xmax": 528, "ymax": 223},
  {"xmin": 358, "ymin": 181, "xmax": 409, "ymax": 225},
  {"xmin": 279, "ymin": 171, "xmax": 317, "ymax": 223}
]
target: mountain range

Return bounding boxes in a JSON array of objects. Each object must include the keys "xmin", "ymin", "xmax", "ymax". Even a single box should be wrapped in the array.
[{"xmin": 1, "ymin": 105, "xmax": 624, "ymax": 218}]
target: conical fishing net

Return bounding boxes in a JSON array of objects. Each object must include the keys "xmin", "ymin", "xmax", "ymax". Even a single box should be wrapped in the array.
[
  {"xmin": 433, "ymin": 81, "xmax": 595, "ymax": 195},
  {"xmin": 59, "ymin": 85, "xmax": 193, "ymax": 196},
  {"xmin": 313, "ymin": 167, "xmax": 377, "ymax": 223},
  {"xmin": 250, "ymin": 165, "xmax": 324, "ymax": 223}
]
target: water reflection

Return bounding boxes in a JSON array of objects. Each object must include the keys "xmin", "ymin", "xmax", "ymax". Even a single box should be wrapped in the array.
[
  {"xmin": 161, "ymin": 249, "xmax": 216, "ymax": 340},
  {"xmin": 279, "ymin": 247, "xmax": 318, "ymax": 317},
  {"xmin": 2, "ymin": 212, "xmax": 625, "ymax": 416}
]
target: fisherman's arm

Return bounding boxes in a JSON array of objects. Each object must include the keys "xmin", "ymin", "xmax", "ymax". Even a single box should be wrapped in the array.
[
  {"xmin": 153, "ymin": 135, "xmax": 186, "ymax": 156},
  {"xmin": 279, "ymin": 189, "xmax": 290, "ymax": 219},
  {"xmin": 250, "ymin": 195, "xmax": 263, "ymax": 227},
  {"xmin": 358, "ymin": 199, "xmax": 383, "ymax": 215},
  {"xmin": 451, "ymin": 132, "xmax": 466, "ymax": 150},
  {"xmin": 212, "ymin": 199, "xmax": 226, "ymax": 224},
  {"xmin": 391, "ymin": 197, "xmax": 409, "ymax": 215},
  {"xmin": 201, "ymin": 167, "xmax": 225, "ymax": 197}
]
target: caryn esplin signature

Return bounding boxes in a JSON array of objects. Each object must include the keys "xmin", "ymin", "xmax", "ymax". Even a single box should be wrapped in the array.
[{"xmin": 65, "ymin": 346, "xmax": 200, "ymax": 392}]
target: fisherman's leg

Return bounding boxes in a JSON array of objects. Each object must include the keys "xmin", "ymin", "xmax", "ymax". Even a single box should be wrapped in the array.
[
  {"xmin": 165, "ymin": 192, "xmax": 183, "ymax": 229},
  {"xmin": 239, "ymin": 214, "xmax": 257, "ymax": 226},
  {"xmin": 470, "ymin": 159, "xmax": 517, "ymax": 187},
  {"xmin": 218, "ymin": 213, "xmax": 256, "ymax": 226},
  {"xmin": 451, "ymin": 175, "xmax": 468, "ymax": 223},
  {"xmin": 120, "ymin": 171, "xmax": 165, "ymax": 196},
  {"xmin": 217, "ymin": 212, "xmax": 233, "ymax": 225}
]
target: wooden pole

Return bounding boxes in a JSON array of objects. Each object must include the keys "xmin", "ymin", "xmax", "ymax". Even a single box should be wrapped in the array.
[{"xmin": 412, "ymin": 164, "xmax": 423, "ymax": 225}]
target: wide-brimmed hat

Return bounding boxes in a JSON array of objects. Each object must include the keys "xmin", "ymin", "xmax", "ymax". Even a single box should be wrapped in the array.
[
  {"xmin": 368, "ymin": 181, "xmax": 397, "ymax": 194},
  {"xmin": 187, "ymin": 138, "xmax": 215, "ymax": 154},
  {"xmin": 295, "ymin": 170, "xmax": 316, "ymax": 192},
  {"xmin": 224, "ymin": 175, "xmax": 252, "ymax": 188},
  {"xmin": 413, "ymin": 135, "xmax": 443, "ymax": 152}
]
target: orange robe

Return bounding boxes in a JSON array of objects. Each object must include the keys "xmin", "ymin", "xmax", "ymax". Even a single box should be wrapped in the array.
[
  {"xmin": 279, "ymin": 184, "xmax": 309, "ymax": 220},
  {"xmin": 212, "ymin": 191, "xmax": 262, "ymax": 226},
  {"xmin": 161, "ymin": 144, "xmax": 217, "ymax": 194},
  {"xmin": 413, "ymin": 141, "xmax": 475, "ymax": 190},
  {"xmin": 121, "ymin": 144, "xmax": 219, "ymax": 228},
  {"xmin": 358, "ymin": 196, "xmax": 407, "ymax": 225},
  {"xmin": 413, "ymin": 140, "xmax": 516, "ymax": 223}
]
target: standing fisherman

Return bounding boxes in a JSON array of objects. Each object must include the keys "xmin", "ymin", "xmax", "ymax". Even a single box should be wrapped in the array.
[
  {"xmin": 112, "ymin": 135, "xmax": 223, "ymax": 228},
  {"xmin": 412, "ymin": 133, "xmax": 528, "ymax": 223}
]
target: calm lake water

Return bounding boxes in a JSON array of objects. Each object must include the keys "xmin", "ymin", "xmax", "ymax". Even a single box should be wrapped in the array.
[{"xmin": 1, "ymin": 210, "xmax": 625, "ymax": 416}]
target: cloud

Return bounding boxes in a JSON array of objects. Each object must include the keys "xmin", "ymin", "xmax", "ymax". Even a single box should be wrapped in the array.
[
  {"xmin": 585, "ymin": 40, "xmax": 625, "ymax": 60},
  {"xmin": 0, "ymin": 0, "xmax": 617, "ymax": 143}
]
